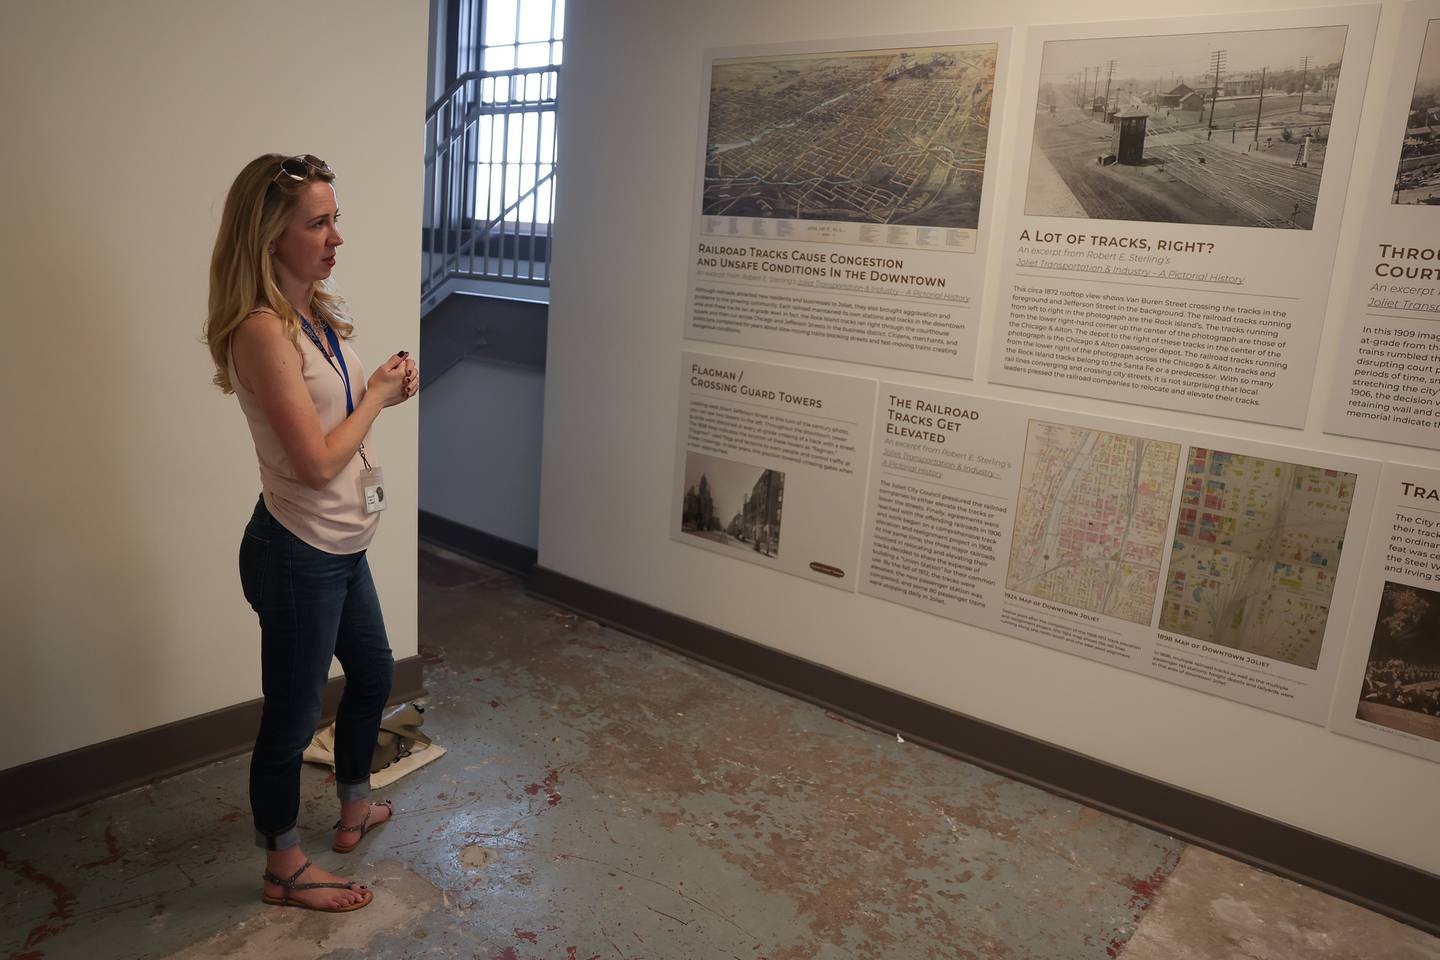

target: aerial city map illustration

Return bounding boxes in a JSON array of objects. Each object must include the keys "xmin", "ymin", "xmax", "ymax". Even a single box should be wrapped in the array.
[{"xmin": 703, "ymin": 44, "xmax": 998, "ymax": 232}]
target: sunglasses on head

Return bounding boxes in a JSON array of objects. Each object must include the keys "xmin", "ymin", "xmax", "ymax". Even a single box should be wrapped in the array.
[{"xmin": 270, "ymin": 154, "xmax": 331, "ymax": 185}]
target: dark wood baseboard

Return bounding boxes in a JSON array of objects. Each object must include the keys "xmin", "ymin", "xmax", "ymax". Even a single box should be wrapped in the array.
[
  {"xmin": 419, "ymin": 509, "xmax": 537, "ymax": 576},
  {"xmin": 528, "ymin": 565, "xmax": 1440, "ymax": 937},
  {"xmin": 0, "ymin": 656, "xmax": 425, "ymax": 831}
]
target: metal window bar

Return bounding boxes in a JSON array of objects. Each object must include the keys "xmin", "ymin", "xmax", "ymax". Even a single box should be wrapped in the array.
[
  {"xmin": 421, "ymin": 0, "xmax": 561, "ymax": 296},
  {"xmin": 422, "ymin": 63, "xmax": 558, "ymax": 295}
]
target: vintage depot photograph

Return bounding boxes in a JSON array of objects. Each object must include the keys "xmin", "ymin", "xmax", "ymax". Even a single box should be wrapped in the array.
[
  {"xmin": 1025, "ymin": 24, "xmax": 1348, "ymax": 229},
  {"xmin": 1355, "ymin": 580, "xmax": 1440, "ymax": 743},
  {"xmin": 1394, "ymin": 19, "xmax": 1440, "ymax": 204},
  {"xmin": 681, "ymin": 451, "xmax": 786, "ymax": 559}
]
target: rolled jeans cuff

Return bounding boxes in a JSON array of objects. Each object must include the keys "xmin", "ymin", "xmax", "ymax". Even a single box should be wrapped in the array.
[
  {"xmin": 255, "ymin": 824, "xmax": 301, "ymax": 851},
  {"xmin": 336, "ymin": 777, "xmax": 371, "ymax": 802}
]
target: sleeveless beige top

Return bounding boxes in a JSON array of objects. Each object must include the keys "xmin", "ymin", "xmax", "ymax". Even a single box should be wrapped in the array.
[{"xmin": 229, "ymin": 321, "xmax": 379, "ymax": 554}]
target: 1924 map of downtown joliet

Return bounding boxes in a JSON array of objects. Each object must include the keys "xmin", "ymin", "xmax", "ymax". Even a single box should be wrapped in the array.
[
  {"xmin": 703, "ymin": 44, "xmax": 997, "ymax": 231},
  {"xmin": 1160, "ymin": 451, "xmax": 1355, "ymax": 670}
]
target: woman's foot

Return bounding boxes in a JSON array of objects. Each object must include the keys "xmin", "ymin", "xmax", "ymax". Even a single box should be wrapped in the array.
[
  {"xmin": 332, "ymin": 799, "xmax": 393, "ymax": 853},
  {"xmin": 262, "ymin": 849, "xmax": 370, "ymax": 911}
]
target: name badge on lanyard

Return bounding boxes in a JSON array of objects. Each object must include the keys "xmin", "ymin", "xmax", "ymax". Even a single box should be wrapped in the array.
[
  {"xmin": 299, "ymin": 312, "xmax": 386, "ymax": 513},
  {"xmin": 360, "ymin": 465, "xmax": 386, "ymax": 514}
]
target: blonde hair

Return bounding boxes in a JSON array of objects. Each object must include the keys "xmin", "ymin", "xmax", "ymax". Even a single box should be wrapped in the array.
[{"xmin": 203, "ymin": 153, "xmax": 354, "ymax": 393}]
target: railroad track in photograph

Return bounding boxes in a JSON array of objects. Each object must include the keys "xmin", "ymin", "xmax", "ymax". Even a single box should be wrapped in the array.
[{"xmin": 1147, "ymin": 142, "xmax": 1321, "ymax": 228}]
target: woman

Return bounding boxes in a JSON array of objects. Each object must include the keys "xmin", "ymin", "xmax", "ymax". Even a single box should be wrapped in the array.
[{"xmin": 204, "ymin": 153, "xmax": 417, "ymax": 912}]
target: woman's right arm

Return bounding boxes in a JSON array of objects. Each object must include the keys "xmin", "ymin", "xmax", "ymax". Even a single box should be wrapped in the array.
[{"xmin": 231, "ymin": 311, "xmax": 407, "ymax": 490}]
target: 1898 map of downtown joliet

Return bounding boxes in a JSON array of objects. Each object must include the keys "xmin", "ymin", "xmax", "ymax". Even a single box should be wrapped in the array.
[
  {"xmin": 703, "ymin": 44, "xmax": 998, "ymax": 230},
  {"xmin": 1007, "ymin": 422, "xmax": 1181, "ymax": 627}
]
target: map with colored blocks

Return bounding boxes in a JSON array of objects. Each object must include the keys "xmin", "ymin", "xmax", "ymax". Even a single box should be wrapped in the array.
[
  {"xmin": 704, "ymin": 44, "xmax": 997, "ymax": 228},
  {"xmin": 1006, "ymin": 422, "xmax": 1181, "ymax": 626},
  {"xmin": 1160, "ymin": 450, "xmax": 1356, "ymax": 669}
]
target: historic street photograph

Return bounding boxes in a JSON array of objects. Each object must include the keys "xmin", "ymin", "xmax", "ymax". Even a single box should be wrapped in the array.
[
  {"xmin": 703, "ymin": 43, "xmax": 997, "ymax": 229},
  {"xmin": 1025, "ymin": 25, "xmax": 1349, "ymax": 229},
  {"xmin": 1393, "ymin": 20, "xmax": 1440, "ymax": 204},
  {"xmin": 1355, "ymin": 581, "xmax": 1440, "ymax": 742},
  {"xmin": 681, "ymin": 451, "xmax": 785, "ymax": 558}
]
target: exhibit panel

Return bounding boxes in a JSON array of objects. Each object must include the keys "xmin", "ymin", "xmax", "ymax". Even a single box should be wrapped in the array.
[
  {"xmin": 1326, "ymin": 0, "xmax": 1440, "ymax": 448},
  {"xmin": 684, "ymin": 29, "xmax": 1013, "ymax": 378},
  {"xmin": 860, "ymin": 384, "xmax": 1378, "ymax": 723},
  {"xmin": 673, "ymin": 352, "xmax": 877, "ymax": 591},
  {"xmin": 989, "ymin": 7, "xmax": 1379, "ymax": 427},
  {"xmin": 1330, "ymin": 462, "xmax": 1440, "ymax": 763}
]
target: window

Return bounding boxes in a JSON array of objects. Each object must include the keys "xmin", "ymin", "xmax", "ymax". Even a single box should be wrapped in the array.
[
  {"xmin": 424, "ymin": 0, "xmax": 563, "ymax": 290},
  {"xmin": 462, "ymin": 0, "xmax": 563, "ymax": 227}
]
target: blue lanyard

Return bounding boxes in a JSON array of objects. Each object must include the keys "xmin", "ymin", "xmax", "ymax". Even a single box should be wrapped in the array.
[{"xmin": 298, "ymin": 312, "xmax": 353, "ymax": 416}]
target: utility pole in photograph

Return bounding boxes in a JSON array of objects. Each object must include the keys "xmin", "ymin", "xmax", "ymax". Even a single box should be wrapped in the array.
[
  {"xmin": 1207, "ymin": 49, "xmax": 1227, "ymax": 129},
  {"xmin": 1102, "ymin": 58, "xmax": 1117, "ymax": 116},
  {"xmin": 1298, "ymin": 55, "xmax": 1312, "ymax": 113},
  {"xmin": 1254, "ymin": 66, "xmax": 1267, "ymax": 143}
]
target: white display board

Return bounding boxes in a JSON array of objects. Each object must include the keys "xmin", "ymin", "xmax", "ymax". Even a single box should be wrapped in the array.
[
  {"xmin": 858, "ymin": 384, "xmax": 1378, "ymax": 723},
  {"xmin": 672, "ymin": 350, "xmax": 1385, "ymax": 725},
  {"xmin": 684, "ymin": 30, "xmax": 1013, "ymax": 377},
  {"xmin": 1330, "ymin": 462, "xmax": 1440, "ymax": 762},
  {"xmin": 672, "ymin": 353, "xmax": 877, "ymax": 591},
  {"xmin": 989, "ymin": 7, "xmax": 1379, "ymax": 427},
  {"xmin": 1326, "ymin": 1, "xmax": 1440, "ymax": 449}
]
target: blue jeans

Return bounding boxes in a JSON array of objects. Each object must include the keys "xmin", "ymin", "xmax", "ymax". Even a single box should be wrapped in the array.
[{"xmin": 239, "ymin": 496, "xmax": 394, "ymax": 850}]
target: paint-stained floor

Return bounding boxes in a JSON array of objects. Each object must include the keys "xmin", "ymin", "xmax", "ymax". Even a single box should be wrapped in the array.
[{"xmin": 3, "ymin": 543, "xmax": 1437, "ymax": 959}]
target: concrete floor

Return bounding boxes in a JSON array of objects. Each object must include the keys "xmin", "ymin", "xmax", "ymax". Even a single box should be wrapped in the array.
[{"xmin": 3, "ymin": 543, "xmax": 1438, "ymax": 959}]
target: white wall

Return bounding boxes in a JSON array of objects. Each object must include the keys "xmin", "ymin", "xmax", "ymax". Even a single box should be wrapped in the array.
[
  {"xmin": 0, "ymin": 0, "xmax": 427, "ymax": 769},
  {"xmin": 421, "ymin": 360, "xmax": 545, "ymax": 547},
  {"xmin": 540, "ymin": 0, "xmax": 1440, "ymax": 874}
]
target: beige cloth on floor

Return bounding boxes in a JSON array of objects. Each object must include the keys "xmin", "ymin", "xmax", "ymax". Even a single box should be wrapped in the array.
[{"xmin": 302, "ymin": 702, "xmax": 446, "ymax": 789}]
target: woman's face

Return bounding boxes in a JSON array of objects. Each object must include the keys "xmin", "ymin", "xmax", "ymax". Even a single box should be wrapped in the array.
[{"xmin": 272, "ymin": 179, "xmax": 343, "ymax": 288}]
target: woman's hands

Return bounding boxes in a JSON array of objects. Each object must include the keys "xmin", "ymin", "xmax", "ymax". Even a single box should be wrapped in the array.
[
  {"xmin": 402, "ymin": 356, "xmax": 419, "ymax": 399},
  {"xmin": 367, "ymin": 354, "xmax": 418, "ymax": 408}
]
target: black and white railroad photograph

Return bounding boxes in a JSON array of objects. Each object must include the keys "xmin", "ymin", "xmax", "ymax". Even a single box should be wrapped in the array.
[
  {"xmin": 1025, "ymin": 25, "xmax": 1348, "ymax": 229},
  {"xmin": 1394, "ymin": 20, "xmax": 1440, "ymax": 204},
  {"xmin": 1356, "ymin": 581, "xmax": 1440, "ymax": 743},
  {"xmin": 681, "ymin": 451, "xmax": 786, "ymax": 558},
  {"xmin": 703, "ymin": 44, "xmax": 997, "ymax": 229}
]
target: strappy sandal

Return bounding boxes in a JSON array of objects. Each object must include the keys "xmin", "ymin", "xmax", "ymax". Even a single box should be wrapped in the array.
[
  {"xmin": 332, "ymin": 799, "xmax": 394, "ymax": 853},
  {"xmin": 261, "ymin": 859, "xmax": 372, "ymax": 912}
]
